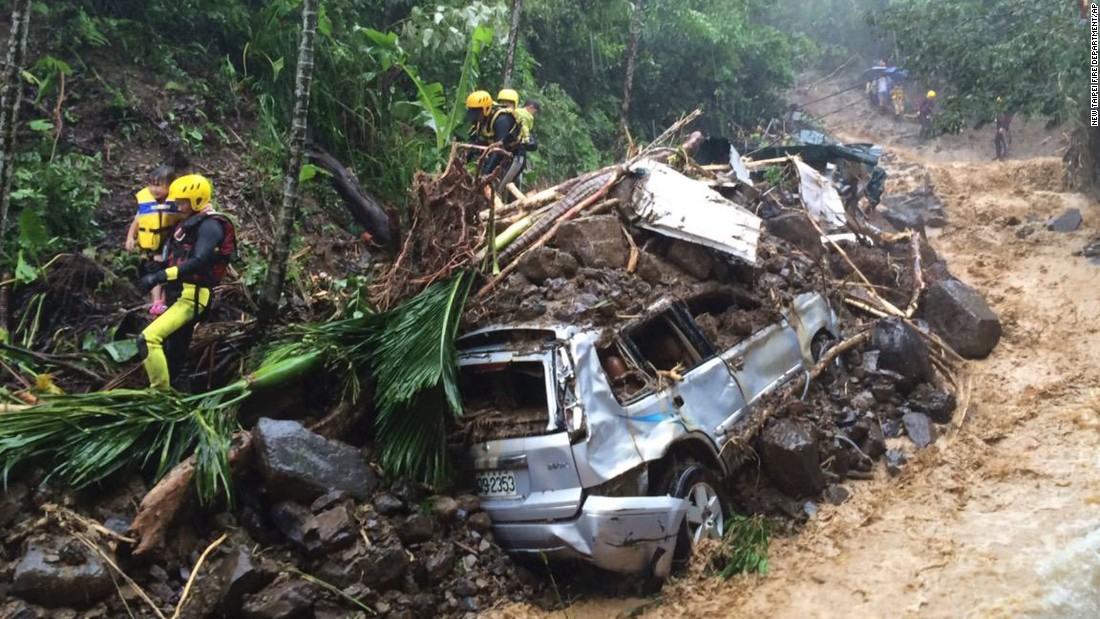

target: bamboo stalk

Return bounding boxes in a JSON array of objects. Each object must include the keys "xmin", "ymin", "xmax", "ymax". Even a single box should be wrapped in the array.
[
  {"xmin": 476, "ymin": 175, "xmax": 617, "ymax": 299},
  {"xmin": 505, "ymin": 182, "xmax": 526, "ymax": 200}
]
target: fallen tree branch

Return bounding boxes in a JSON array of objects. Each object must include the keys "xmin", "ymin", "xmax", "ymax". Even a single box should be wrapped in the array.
[
  {"xmin": 130, "ymin": 432, "xmax": 253, "ymax": 556},
  {"xmin": 306, "ymin": 142, "xmax": 391, "ymax": 246},
  {"xmin": 0, "ymin": 342, "xmax": 105, "ymax": 383}
]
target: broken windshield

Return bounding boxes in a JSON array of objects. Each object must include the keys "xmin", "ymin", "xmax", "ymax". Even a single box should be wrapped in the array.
[{"xmin": 457, "ymin": 360, "xmax": 557, "ymax": 440}]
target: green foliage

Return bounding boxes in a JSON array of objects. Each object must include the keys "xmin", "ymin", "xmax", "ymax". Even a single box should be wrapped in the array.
[
  {"xmin": 711, "ymin": 513, "xmax": 771, "ymax": 578},
  {"xmin": 8, "ymin": 144, "xmax": 106, "ymax": 261},
  {"xmin": 870, "ymin": 0, "xmax": 1082, "ymax": 129}
]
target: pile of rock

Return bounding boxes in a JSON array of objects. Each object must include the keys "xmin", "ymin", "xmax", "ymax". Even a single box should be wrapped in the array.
[{"xmin": 0, "ymin": 418, "xmax": 546, "ymax": 619}]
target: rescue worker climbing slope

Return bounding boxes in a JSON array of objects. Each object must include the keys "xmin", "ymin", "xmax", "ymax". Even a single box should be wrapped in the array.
[
  {"xmin": 466, "ymin": 90, "xmax": 495, "ymax": 147},
  {"xmin": 482, "ymin": 88, "xmax": 523, "ymax": 176},
  {"xmin": 135, "ymin": 174, "xmax": 236, "ymax": 390}
]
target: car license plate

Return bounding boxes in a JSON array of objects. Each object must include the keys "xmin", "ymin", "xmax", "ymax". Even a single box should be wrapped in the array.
[{"xmin": 475, "ymin": 470, "xmax": 518, "ymax": 498}]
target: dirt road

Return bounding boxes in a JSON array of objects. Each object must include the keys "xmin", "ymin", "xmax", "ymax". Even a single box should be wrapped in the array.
[{"xmin": 488, "ymin": 76, "xmax": 1100, "ymax": 619}]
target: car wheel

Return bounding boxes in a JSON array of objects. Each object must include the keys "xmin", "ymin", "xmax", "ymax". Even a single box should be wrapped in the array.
[{"xmin": 668, "ymin": 464, "xmax": 728, "ymax": 563}]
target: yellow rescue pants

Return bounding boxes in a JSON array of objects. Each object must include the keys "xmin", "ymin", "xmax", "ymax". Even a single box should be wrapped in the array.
[{"xmin": 140, "ymin": 284, "xmax": 210, "ymax": 390}]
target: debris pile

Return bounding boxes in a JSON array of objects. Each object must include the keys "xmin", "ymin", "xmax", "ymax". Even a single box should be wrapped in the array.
[{"xmin": 0, "ymin": 112, "xmax": 1006, "ymax": 617}]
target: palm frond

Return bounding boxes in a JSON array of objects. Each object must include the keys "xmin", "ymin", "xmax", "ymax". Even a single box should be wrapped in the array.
[{"xmin": 368, "ymin": 272, "xmax": 472, "ymax": 486}]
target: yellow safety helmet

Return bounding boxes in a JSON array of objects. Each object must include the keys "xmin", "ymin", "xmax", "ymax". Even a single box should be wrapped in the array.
[
  {"xmin": 496, "ymin": 88, "xmax": 519, "ymax": 106},
  {"xmin": 168, "ymin": 174, "xmax": 212, "ymax": 212},
  {"xmin": 927, "ymin": 90, "xmax": 937, "ymax": 99},
  {"xmin": 465, "ymin": 90, "xmax": 493, "ymax": 114}
]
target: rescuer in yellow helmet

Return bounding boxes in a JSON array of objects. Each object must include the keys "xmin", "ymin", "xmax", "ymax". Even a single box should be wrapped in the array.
[{"xmin": 135, "ymin": 174, "xmax": 238, "ymax": 390}]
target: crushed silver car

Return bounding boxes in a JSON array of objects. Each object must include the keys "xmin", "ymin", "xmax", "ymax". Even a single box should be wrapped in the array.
[{"xmin": 457, "ymin": 289, "xmax": 838, "ymax": 580}]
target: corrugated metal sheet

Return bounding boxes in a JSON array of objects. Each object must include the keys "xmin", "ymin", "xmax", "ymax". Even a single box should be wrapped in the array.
[{"xmin": 628, "ymin": 161, "xmax": 761, "ymax": 265}]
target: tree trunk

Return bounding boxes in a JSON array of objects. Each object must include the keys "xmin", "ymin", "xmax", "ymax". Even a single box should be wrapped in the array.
[
  {"xmin": 620, "ymin": 0, "xmax": 643, "ymax": 141},
  {"xmin": 0, "ymin": 0, "xmax": 31, "ymax": 265},
  {"xmin": 258, "ymin": 0, "xmax": 319, "ymax": 323},
  {"xmin": 501, "ymin": 0, "xmax": 524, "ymax": 87}
]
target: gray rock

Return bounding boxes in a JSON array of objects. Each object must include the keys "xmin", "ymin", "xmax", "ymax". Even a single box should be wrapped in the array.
[
  {"xmin": 765, "ymin": 212, "xmax": 823, "ymax": 259},
  {"xmin": 849, "ymin": 390, "xmax": 875, "ymax": 412},
  {"xmin": 860, "ymin": 420, "xmax": 886, "ymax": 461},
  {"xmin": 423, "ymin": 547, "xmax": 456, "ymax": 584},
  {"xmin": 455, "ymin": 494, "xmax": 480, "ymax": 515},
  {"xmin": 871, "ymin": 317, "xmax": 933, "ymax": 383},
  {"xmin": 309, "ymin": 490, "xmax": 347, "ymax": 514},
  {"xmin": 759, "ymin": 418, "xmax": 825, "ymax": 497},
  {"xmin": 373, "ymin": 494, "xmax": 405, "ymax": 516},
  {"xmin": 824, "ymin": 485, "xmax": 850, "ymax": 505},
  {"xmin": 885, "ymin": 449, "xmax": 907, "ymax": 476},
  {"xmin": 359, "ymin": 545, "xmax": 410, "ymax": 590},
  {"xmin": 253, "ymin": 418, "xmax": 376, "ymax": 502},
  {"xmin": 219, "ymin": 547, "xmax": 272, "ymax": 616},
  {"xmin": 430, "ymin": 496, "xmax": 460, "ymax": 521},
  {"xmin": 303, "ymin": 505, "xmax": 355, "ymax": 557},
  {"xmin": 241, "ymin": 574, "xmax": 316, "ymax": 619},
  {"xmin": 467, "ymin": 512, "xmax": 493, "ymax": 534},
  {"xmin": 11, "ymin": 539, "xmax": 113, "ymax": 608},
  {"xmin": 665, "ymin": 240, "xmax": 713, "ymax": 280},
  {"xmin": 517, "ymin": 247, "xmax": 578, "ymax": 284},
  {"xmin": 908, "ymin": 383, "xmax": 958, "ymax": 424},
  {"xmin": 271, "ymin": 501, "xmax": 311, "ymax": 551},
  {"xmin": 1083, "ymin": 238, "xmax": 1100, "ymax": 258},
  {"xmin": 870, "ymin": 380, "xmax": 896, "ymax": 404},
  {"xmin": 903, "ymin": 412, "xmax": 936, "ymax": 448},
  {"xmin": 881, "ymin": 203, "xmax": 925, "ymax": 234},
  {"xmin": 399, "ymin": 513, "xmax": 435, "ymax": 545},
  {"xmin": 921, "ymin": 278, "xmax": 1002, "ymax": 359},
  {"xmin": 1048, "ymin": 208, "xmax": 1083, "ymax": 232},
  {"xmin": 635, "ymin": 252, "xmax": 684, "ymax": 286},
  {"xmin": 554, "ymin": 215, "xmax": 629, "ymax": 268}
]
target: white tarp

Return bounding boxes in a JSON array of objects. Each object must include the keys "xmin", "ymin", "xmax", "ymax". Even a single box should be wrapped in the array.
[
  {"xmin": 794, "ymin": 158, "xmax": 846, "ymax": 228},
  {"xmin": 629, "ymin": 161, "xmax": 761, "ymax": 265}
]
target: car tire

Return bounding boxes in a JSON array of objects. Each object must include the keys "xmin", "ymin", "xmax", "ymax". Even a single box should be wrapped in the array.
[{"xmin": 667, "ymin": 463, "xmax": 728, "ymax": 565}]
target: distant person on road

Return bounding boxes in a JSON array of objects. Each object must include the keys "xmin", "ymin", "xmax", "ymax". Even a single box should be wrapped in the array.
[
  {"xmin": 877, "ymin": 74, "xmax": 892, "ymax": 113},
  {"xmin": 994, "ymin": 97, "xmax": 1013, "ymax": 161},
  {"xmin": 891, "ymin": 83, "xmax": 906, "ymax": 118},
  {"xmin": 918, "ymin": 90, "xmax": 937, "ymax": 139}
]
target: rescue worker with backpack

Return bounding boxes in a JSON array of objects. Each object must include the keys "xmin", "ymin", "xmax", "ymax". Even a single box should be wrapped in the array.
[
  {"xmin": 134, "ymin": 174, "xmax": 237, "ymax": 391},
  {"xmin": 493, "ymin": 89, "xmax": 537, "ymax": 190}
]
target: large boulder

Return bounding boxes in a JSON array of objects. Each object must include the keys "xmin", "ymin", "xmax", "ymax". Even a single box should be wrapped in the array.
[
  {"xmin": 871, "ymin": 317, "xmax": 933, "ymax": 383},
  {"xmin": 253, "ymin": 418, "xmax": 376, "ymax": 502},
  {"xmin": 759, "ymin": 418, "xmax": 825, "ymax": 497},
  {"xmin": 765, "ymin": 212, "xmax": 824, "ymax": 259},
  {"xmin": 11, "ymin": 539, "xmax": 113, "ymax": 608},
  {"xmin": 553, "ymin": 215, "xmax": 629, "ymax": 268},
  {"xmin": 665, "ymin": 240, "xmax": 713, "ymax": 280},
  {"xmin": 219, "ymin": 547, "xmax": 273, "ymax": 617},
  {"xmin": 1048, "ymin": 208, "xmax": 1083, "ymax": 232},
  {"xmin": 516, "ymin": 246, "xmax": 578, "ymax": 284},
  {"xmin": 921, "ymin": 278, "xmax": 1001, "ymax": 359},
  {"xmin": 241, "ymin": 573, "xmax": 317, "ymax": 619}
]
